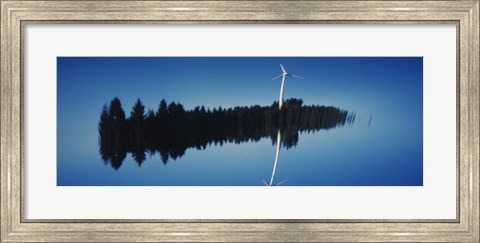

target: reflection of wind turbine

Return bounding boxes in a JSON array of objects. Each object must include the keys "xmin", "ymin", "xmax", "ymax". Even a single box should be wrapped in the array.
[
  {"xmin": 261, "ymin": 129, "xmax": 288, "ymax": 186},
  {"xmin": 272, "ymin": 64, "xmax": 303, "ymax": 109}
]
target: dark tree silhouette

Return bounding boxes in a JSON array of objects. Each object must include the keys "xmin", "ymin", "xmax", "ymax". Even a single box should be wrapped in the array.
[
  {"xmin": 129, "ymin": 99, "xmax": 146, "ymax": 165},
  {"xmin": 157, "ymin": 99, "xmax": 168, "ymax": 117},
  {"xmin": 99, "ymin": 97, "xmax": 355, "ymax": 170},
  {"xmin": 98, "ymin": 97, "xmax": 127, "ymax": 170}
]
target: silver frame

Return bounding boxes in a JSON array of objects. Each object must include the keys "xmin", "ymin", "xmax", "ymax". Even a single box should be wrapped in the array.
[{"xmin": 1, "ymin": 1, "xmax": 479, "ymax": 242}]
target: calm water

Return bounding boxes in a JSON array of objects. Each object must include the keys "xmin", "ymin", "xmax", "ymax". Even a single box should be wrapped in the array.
[
  {"xmin": 57, "ymin": 57, "xmax": 423, "ymax": 186},
  {"xmin": 57, "ymin": 110, "xmax": 422, "ymax": 186}
]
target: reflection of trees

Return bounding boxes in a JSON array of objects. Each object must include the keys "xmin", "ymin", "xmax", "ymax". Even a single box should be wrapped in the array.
[{"xmin": 99, "ymin": 97, "xmax": 355, "ymax": 170}]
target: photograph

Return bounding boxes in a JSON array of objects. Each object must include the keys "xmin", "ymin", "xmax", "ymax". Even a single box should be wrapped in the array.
[
  {"xmin": 57, "ymin": 57, "xmax": 423, "ymax": 186},
  {"xmin": 2, "ymin": 0, "xmax": 477, "ymax": 241}
]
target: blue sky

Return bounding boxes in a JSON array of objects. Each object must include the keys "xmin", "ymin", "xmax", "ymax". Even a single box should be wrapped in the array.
[{"xmin": 57, "ymin": 56, "xmax": 422, "ymax": 116}]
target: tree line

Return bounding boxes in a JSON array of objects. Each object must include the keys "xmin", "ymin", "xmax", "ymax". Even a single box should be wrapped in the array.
[{"xmin": 99, "ymin": 97, "xmax": 355, "ymax": 170}]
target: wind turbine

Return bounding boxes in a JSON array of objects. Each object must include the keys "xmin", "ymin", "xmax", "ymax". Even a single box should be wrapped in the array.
[
  {"xmin": 261, "ymin": 64, "xmax": 302, "ymax": 186},
  {"xmin": 271, "ymin": 64, "xmax": 303, "ymax": 109}
]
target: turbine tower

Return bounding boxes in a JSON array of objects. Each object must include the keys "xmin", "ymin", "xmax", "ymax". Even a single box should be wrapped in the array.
[{"xmin": 271, "ymin": 64, "xmax": 303, "ymax": 109}]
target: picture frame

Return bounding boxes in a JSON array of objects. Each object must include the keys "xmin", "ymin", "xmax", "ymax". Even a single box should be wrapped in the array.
[{"xmin": 1, "ymin": 0, "xmax": 478, "ymax": 242}]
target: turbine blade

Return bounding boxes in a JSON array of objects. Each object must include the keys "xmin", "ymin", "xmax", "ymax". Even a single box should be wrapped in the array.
[
  {"xmin": 275, "ymin": 179, "xmax": 289, "ymax": 186},
  {"xmin": 291, "ymin": 74, "xmax": 303, "ymax": 79},
  {"xmin": 271, "ymin": 74, "xmax": 283, "ymax": 80},
  {"xmin": 280, "ymin": 64, "xmax": 286, "ymax": 73}
]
